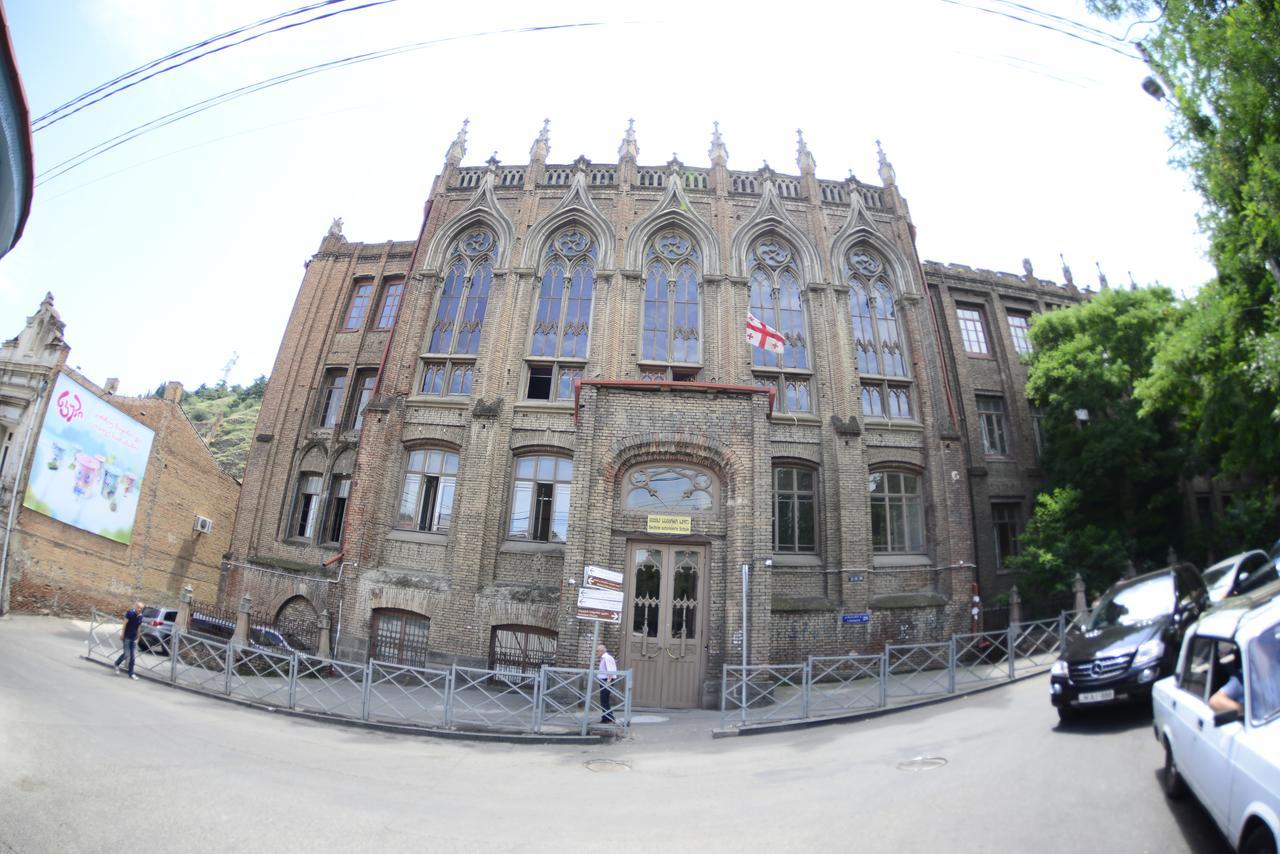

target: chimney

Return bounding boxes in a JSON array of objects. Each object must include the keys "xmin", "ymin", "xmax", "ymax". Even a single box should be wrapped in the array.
[
  {"xmin": 103, "ymin": 378, "xmax": 119, "ymax": 395},
  {"xmin": 164, "ymin": 381, "xmax": 184, "ymax": 403}
]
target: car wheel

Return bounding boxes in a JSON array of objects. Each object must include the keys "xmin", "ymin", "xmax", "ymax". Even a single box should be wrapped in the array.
[
  {"xmin": 1241, "ymin": 827, "xmax": 1277, "ymax": 854},
  {"xmin": 1162, "ymin": 740, "xmax": 1186, "ymax": 800}
]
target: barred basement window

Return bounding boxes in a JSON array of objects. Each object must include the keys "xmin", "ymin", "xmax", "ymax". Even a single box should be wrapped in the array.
[
  {"xmin": 748, "ymin": 236, "xmax": 812, "ymax": 413},
  {"xmin": 371, "ymin": 609, "xmax": 430, "ymax": 667},
  {"xmin": 489, "ymin": 625, "xmax": 557, "ymax": 676}
]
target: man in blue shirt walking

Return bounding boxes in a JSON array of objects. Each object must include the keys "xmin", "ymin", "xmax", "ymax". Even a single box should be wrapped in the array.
[{"xmin": 114, "ymin": 602, "xmax": 143, "ymax": 680}]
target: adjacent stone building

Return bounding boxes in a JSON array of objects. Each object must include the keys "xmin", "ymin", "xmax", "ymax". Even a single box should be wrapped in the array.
[
  {"xmin": 227, "ymin": 122, "xmax": 1082, "ymax": 708},
  {"xmin": 0, "ymin": 296, "xmax": 238, "ymax": 615}
]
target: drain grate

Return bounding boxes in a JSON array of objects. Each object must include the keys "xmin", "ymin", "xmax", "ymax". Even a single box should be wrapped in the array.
[
  {"xmin": 896, "ymin": 756, "xmax": 947, "ymax": 771},
  {"xmin": 583, "ymin": 759, "xmax": 632, "ymax": 773}
]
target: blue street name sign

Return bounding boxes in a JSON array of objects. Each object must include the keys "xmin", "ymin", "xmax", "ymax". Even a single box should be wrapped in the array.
[
  {"xmin": 848, "ymin": 574, "xmax": 865, "ymax": 582},
  {"xmin": 841, "ymin": 613, "xmax": 871, "ymax": 624}
]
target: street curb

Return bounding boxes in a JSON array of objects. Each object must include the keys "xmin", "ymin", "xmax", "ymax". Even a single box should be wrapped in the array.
[
  {"xmin": 83, "ymin": 655, "xmax": 610, "ymax": 745},
  {"xmin": 711, "ymin": 667, "xmax": 1051, "ymax": 738}
]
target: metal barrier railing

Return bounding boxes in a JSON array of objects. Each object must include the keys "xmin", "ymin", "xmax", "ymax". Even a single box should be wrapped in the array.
[
  {"xmin": 84, "ymin": 609, "xmax": 632, "ymax": 738},
  {"xmin": 720, "ymin": 609, "xmax": 1079, "ymax": 729}
]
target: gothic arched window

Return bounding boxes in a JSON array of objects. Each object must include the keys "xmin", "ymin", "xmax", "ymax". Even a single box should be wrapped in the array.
[
  {"xmin": 526, "ymin": 226, "xmax": 596, "ymax": 401},
  {"xmin": 748, "ymin": 236, "xmax": 812, "ymax": 413},
  {"xmin": 639, "ymin": 230, "xmax": 702, "ymax": 382},
  {"xmin": 420, "ymin": 228, "xmax": 497, "ymax": 398},
  {"xmin": 847, "ymin": 249, "xmax": 913, "ymax": 421}
]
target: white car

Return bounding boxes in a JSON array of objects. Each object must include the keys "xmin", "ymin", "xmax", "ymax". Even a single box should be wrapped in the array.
[
  {"xmin": 1152, "ymin": 580, "xmax": 1280, "ymax": 853},
  {"xmin": 1204, "ymin": 550, "xmax": 1279, "ymax": 603}
]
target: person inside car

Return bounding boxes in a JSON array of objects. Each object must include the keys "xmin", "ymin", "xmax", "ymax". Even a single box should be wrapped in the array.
[{"xmin": 1209, "ymin": 671, "xmax": 1244, "ymax": 715}]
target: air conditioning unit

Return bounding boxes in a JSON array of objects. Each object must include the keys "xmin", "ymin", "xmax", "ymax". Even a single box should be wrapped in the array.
[{"xmin": 193, "ymin": 515, "xmax": 214, "ymax": 534}]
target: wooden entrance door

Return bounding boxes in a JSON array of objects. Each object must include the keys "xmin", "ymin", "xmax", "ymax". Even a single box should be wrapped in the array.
[{"xmin": 622, "ymin": 543, "xmax": 706, "ymax": 708}]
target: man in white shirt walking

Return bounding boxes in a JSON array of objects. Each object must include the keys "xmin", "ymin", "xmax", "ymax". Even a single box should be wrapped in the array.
[{"xmin": 596, "ymin": 643, "xmax": 617, "ymax": 723}]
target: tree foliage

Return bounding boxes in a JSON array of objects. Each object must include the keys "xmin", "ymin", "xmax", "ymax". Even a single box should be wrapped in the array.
[
  {"xmin": 1088, "ymin": 0, "xmax": 1280, "ymax": 481},
  {"xmin": 1006, "ymin": 487, "xmax": 1128, "ymax": 611},
  {"xmin": 1026, "ymin": 288, "xmax": 1187, "ymax": 565}
]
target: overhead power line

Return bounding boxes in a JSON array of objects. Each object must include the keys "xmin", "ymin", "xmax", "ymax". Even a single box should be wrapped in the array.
[
  {"xmin": 35, "ymin": 0, "xmax": 398, "ymax": 132},
  {"xmin": 935, "ymin": 0, "xmax": 1142, "ymax": 60},
  {"xmin": 34, "ymin": 21, "xmax": 606, "ymax": 187}
]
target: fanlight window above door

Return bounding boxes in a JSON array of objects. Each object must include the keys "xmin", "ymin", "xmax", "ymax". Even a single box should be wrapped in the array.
[{"xmin": 624, "ymin": 465, "xmax": 716, "ymax": 512}]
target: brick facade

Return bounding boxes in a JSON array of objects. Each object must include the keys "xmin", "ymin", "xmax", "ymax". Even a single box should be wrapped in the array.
[
  {"xmin": 227, "ymin": 125, "xmax": 1081, "ymax": 707},
  {"xmin": 1, "ymin": 297, "xmax": 238, "ymax": 615}
]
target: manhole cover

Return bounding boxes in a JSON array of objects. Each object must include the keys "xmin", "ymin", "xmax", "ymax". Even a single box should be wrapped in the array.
[
  {"xmin": 583, "ymin": 759, "xmax": 632, "ymax": 773},
  {"xmin": 629, "ymin": 714, "xmax": 668, "ymax": 724},
  {"xmin": 896, "ymin": 756, "xmax": 947, "ymax": 771}
]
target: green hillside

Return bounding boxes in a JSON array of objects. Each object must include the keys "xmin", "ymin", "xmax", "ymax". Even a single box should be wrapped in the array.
[{"xmin": 156, "ymin": 376, "xmax": 266, "ymax": 481}]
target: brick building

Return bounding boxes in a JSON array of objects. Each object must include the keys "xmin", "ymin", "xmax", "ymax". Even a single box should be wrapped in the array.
[
  {"xmin": 228, "ymin": 122, "xmax": 1082, "ymax": 708},
  {"xmin": 0, "ymin": 295, "xmax": 238, "ymax": 615}
]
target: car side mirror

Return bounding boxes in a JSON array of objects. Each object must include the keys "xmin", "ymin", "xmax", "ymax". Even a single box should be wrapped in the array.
[{"xmin": 1213, "ymin": 708, "xmax": 1242, "ymax": 727}]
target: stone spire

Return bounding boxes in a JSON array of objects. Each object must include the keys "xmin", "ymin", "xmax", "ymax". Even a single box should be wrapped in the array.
[
  {"xmin": 618, "ymin": 118, "xmax": 638, "ymax": 162},
  {"xmin": 876, "ymin": 139, "xmax": 896, "ymax": 186},
  {"xmin": 1060, "ymin": 254, "xmax": 1074, "ymax": 287},
  {"xmin": 708, "ymin": 121, "xmax": 728, "ymax": 167},
  {"xmin": 530, "ymin": 118, "xmax": 551, "ymax": 163},
  {"xmin": 1128, "ymin": 271, "xmax": 1138, "ymax": 291},
  {"xmin": 796, "ymin": 129, "xmax": 816, "ymax": 174},
  {"xmin": 445, "ymin": 118, "xmax": 468, "ymax": 165},
  {"xmin": 1096, "ymin": 262, "xmax": 1110, "ymax": 290}
]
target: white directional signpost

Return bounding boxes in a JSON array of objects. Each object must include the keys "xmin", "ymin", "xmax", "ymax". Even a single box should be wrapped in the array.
[{"xmin": 577, "ymin": 565, "xmax": 623, "ymax": 734}]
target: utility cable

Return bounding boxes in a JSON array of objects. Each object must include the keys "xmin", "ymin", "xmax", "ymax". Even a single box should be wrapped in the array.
[
  {"xmin": 35, "ymin": 0, "xmax": 397, "ymax": 132},
  {"xmin": 988, "ymin": 0, "xmax": 1129, "ymax": 44},
  {"xmin": 34, "ymin": 0, "xmax": 355, "ymax": 125},
  {"xmin": 35, "ymin": 22, "xmax": 605, "ymax": 186},
  {"xmin": 934, "ymin": 0, "xmax": 1142, "ymax": 60}
]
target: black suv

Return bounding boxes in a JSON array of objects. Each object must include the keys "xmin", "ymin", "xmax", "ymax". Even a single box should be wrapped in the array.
[{"xmin": 1050, "ymin": 563, "xmax": 1208, "ymax": 722}]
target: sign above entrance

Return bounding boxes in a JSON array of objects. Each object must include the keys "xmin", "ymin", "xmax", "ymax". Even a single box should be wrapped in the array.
[
  {"xmin": 583, "ymin": 564, "xmax": 623, "ymax": 592},
  {"xmin": 576, "ymin": 586, "xmax": 623, "ymax": 623},
  {"xmin": 646, "ymin": 514, "xmax": 691, "ymax": 535}
]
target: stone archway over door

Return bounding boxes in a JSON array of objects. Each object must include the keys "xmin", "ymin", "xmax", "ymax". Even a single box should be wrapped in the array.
[{"xmin": 621, "ymin": 542, "xmax": 706, "ymax": 709}]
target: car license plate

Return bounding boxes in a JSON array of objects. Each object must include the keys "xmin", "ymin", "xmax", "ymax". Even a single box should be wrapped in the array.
[{"xmin": 1078, "ymin": 689, "xmax": 1115, "ymax": 703}]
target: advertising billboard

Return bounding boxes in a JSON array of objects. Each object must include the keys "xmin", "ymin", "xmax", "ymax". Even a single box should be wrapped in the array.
[{"xmin": 22, "ymin": 373, "xmax": 155, "ymax": 544}]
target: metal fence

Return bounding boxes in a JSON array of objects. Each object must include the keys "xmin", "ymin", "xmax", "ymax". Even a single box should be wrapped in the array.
[
  {"xmin": 722, "ymin": 611, "xmax": 1086, "ymax": 729},
  {"xmin": 86, "ymin": 610, "xmax": 630, "ymax": 738}
]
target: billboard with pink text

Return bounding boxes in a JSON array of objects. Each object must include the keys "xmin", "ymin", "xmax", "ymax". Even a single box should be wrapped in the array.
[{"xmin": 23, "ymin": 373, "xmax": 155, "ymax": 544}]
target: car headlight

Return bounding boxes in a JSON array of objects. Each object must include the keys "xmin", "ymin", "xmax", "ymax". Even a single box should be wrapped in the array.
[
  {"xmin": 1133, "ymin": 638, "xmax": 1165, "ymax": 667},
  {"xmin": 1050, "ymin": 659, "xmax": 1068, "ymax": 677}
]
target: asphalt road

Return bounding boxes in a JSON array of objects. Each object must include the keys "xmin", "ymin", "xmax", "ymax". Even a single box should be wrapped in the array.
[{"xmin": 0, "ymin": 615, "xmax": 1233, "ymax": 853}]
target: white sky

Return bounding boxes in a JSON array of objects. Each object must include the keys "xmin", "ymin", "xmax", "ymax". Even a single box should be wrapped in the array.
[{"xmin": 0, "ymin": 0, "xmax": 1212, "ymax": 396}]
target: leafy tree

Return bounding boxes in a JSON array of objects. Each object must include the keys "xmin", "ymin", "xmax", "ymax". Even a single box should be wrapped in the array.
[
  {"xmin": 1006, "ymin": 488, "xmax": 1129, "ymax": 612},
  {"xmin": 1088, "ymin": 0, "xmax": 1280, "ymax": 485},
  {"xmin": 1026, "ymin": 287, "xmax": 1187, "ymax": 565}
]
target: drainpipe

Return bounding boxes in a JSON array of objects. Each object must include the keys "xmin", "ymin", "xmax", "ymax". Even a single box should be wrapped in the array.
[{"xmin": 0, "ymin": 377, "xmax": 48, "ymax": 615}]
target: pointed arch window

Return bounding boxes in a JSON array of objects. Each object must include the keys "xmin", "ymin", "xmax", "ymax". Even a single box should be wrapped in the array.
[
  {"xmin": 748, "ymin": 237, "xmax": 812, "ymax": 413},
  {"xmin": 847, "ymin": 249, "xmax": 914, "ymax": 421},
  {"xmin": 526, "ymin": 227, "xmax": 595, "ymax": 401},
  {"xmin": 420, "ymin": 228, "xmax": 497, "ymax": 399},
  {"xmin": 639, "ymin": 230, "xmax": 702, "ymax": 381}
]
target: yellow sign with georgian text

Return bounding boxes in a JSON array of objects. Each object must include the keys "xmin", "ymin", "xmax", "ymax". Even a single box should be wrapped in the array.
[{"xmin": 646, "ymin": 514, "xmax": 692, "ymax": 535}]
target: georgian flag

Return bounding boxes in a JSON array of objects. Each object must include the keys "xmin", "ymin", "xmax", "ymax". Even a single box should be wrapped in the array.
[{"xmin": 746, "ymin": 311, "xmax": 786, "ymax": 355}]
